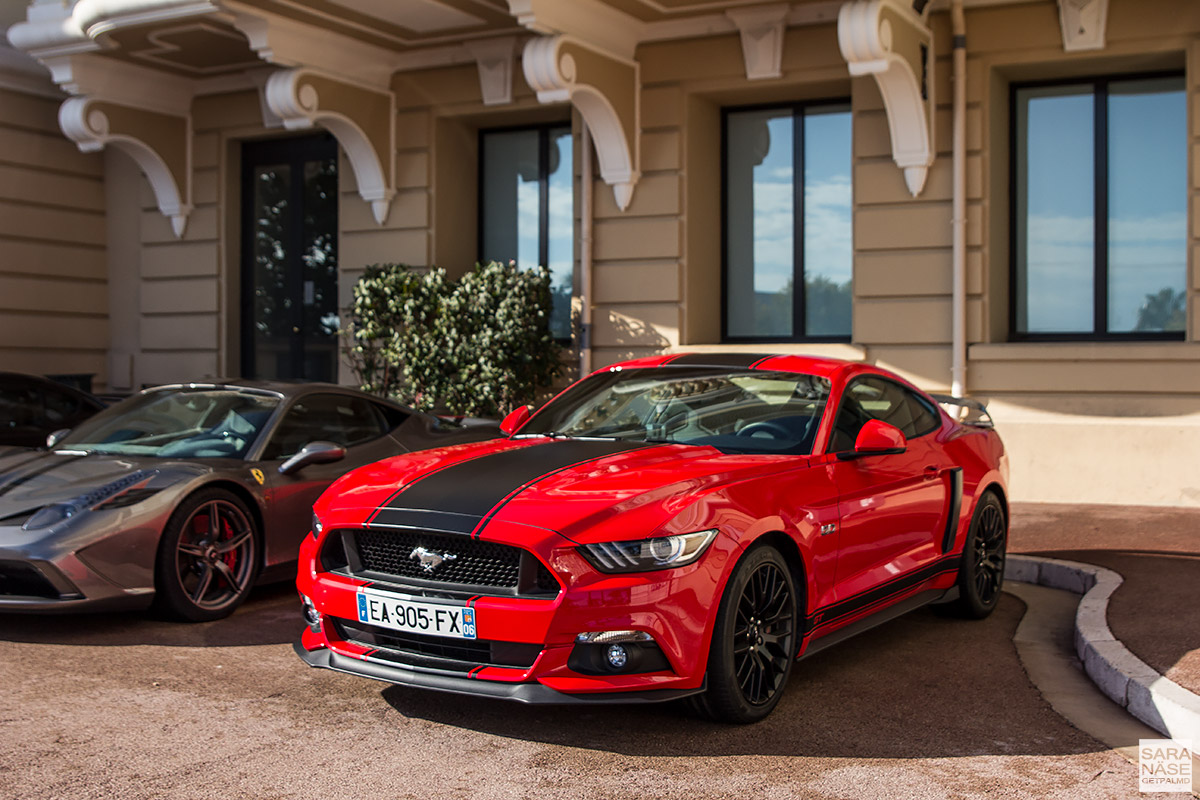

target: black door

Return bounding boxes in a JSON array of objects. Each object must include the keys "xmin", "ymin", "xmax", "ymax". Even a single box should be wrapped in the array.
[{"xmin": 241, "ymin": 135, "xmax": 339, "ymax": 381}]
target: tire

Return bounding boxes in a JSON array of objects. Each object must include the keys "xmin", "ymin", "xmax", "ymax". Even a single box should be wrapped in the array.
[
  {"xmin": 945, "ymin": 491, "xmax": 1007, "ymax": 619},
  {"xmin": 689, "ymin": 545, "xmax": 798, "ymax": 724},
  {"xmin": 153, "ymin": 488, "xmax": 259, "ymax": 622}
]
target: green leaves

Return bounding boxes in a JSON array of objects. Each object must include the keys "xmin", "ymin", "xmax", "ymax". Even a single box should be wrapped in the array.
[{"xmin": 342, "ymin": 261, "xmax": 563, "ymax": 417}]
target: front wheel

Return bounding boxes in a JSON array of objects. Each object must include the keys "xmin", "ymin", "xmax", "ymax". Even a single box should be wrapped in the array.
[
  {"xmin": 154, "ymin": 489, "xmax": 259, "ymax": 622},
  {"xmin": 690, "ymin": 545, "xmax": 798, "ymax": 724},
  {"xmin": 945, "ymin": 491, "xmax": 1007, "ymax": 619}
]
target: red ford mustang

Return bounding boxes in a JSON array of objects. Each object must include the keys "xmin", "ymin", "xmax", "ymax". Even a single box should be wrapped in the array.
[{"xmin": 295, "ymin": 353, "xmax": 1008, "ymax": 722}]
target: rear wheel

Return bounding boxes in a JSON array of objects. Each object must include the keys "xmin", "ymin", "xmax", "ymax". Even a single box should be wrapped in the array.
[
  {"xmin": 154, "ymin": 488, "xmax": 259, "ymax": 622},
  {"xmin": 690, "ymin": 545, "xmax": 797, "ymax": 724},
  {"xmin": 945, "ymin": 491, "xmax": 1007, "ymax": 619}
]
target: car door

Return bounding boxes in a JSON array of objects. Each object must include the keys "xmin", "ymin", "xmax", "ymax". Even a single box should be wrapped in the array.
[
  {"xmin": 827, "ymin": 376, "xmax": 949, "ymax": 605},
  {"xmin": 255, "ymin": 393, "xmax": 411, "ymax": 570}
]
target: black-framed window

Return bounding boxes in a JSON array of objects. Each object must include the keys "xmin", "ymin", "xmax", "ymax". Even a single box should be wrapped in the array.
[
  {"xmin": 723, "ymin": 101, "xmax": 852, "ymax": 342},
  {"xmin": 1011, "ymin": 73, "xmax": 1186, "ymax": 339},
  {"xmin": 479, "ymin": 124, "xmax": 573, "ymax": 340},
  {"xmin": 241, "ymin": 135, "xmax": 339, "ymax": 381}
]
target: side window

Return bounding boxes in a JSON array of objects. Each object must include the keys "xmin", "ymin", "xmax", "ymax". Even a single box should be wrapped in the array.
[
  {"xmin": 262, "ymin": 394, "xmax": 388, "ymax": 460},
  {"xmin": 0, "ymin": 383, "xmax": 41, "ymax": 428},
  {"xmin": 42, "ymin": 388, "xmax": 80, "ymax": 425},
  {"xmin": 828, "ymin": 377, "xmax": 941, "ymax": 453}
]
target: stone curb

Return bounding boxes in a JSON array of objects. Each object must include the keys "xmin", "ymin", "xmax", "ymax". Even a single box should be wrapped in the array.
[{"xmin": 1005, "ymin": 554, "xmax": 1200, "ymax": 742}]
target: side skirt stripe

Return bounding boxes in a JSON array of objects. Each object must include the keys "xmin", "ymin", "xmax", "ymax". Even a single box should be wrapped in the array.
[{"xmin": 803, "ymin": 553, "xmax": 962, "ymax": 634}]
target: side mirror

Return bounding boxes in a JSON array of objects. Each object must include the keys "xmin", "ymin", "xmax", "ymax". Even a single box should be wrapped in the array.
[
  {"xmin": 278, "ymin": 440, "xmax": 346, "ymax": 475},
  {"xmin": 499, "ymin": 405, "xmax": 531, "ymax": 436},
  {"xmin": 838, "ymin": 420, "xmax": 907, "ymax": 461},
  {"xmin": 46, "ymin": 429, "xmax": 70, "ymax": 449}
]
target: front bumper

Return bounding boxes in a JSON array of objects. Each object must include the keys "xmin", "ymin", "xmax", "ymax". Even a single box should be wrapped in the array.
[
  {"xmin": 293, "ymin": 639, "xmax": 706, "ymax": 704},
  {"xmin": 295, "ymin": 518, "xmax": 734, "ymax": 700},
  {"xmin": 0, "ymin": 523, "xmax": 158, "ymax": 613}
]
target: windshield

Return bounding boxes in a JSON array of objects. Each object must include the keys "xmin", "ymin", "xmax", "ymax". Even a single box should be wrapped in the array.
[
  {"xmin": 521, "ymin": 367, "xmax": 831, "ymax": 455},
  {"xmin": 57, "ymin": 388, "xmax": 280, "ymax": 459}
]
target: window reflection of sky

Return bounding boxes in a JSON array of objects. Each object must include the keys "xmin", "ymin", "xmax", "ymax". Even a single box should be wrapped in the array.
[
  {"xmin": 1019, "ymin": 78, "xmax": 1184, "ymax": 334},
  {"xmin": 728, "ymin": 106, "xmax": 852, "ymax": 338}
]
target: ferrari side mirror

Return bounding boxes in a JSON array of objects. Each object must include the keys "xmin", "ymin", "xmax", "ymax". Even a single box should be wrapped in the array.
[
  {"xmin": 279, "ymin": 440, "xmax": 346, "ymax": 475},
  {"xmin": 838, "ymin": 420, "xmax": 907, "ymax": 461},
  {"xmin": 499, "ymin": 405, "xmax": 531, "ymax": 436}
]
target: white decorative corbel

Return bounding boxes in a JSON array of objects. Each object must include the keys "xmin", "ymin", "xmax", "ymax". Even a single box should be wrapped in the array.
[
  {"xmin": 522, "ymin": 35, "xmax": 639, "ymax": 211},
  {"xmin": 725, "ymin": 4, "xmax": 789, "ymax": 81},
  {"xmin": 838, "ymin": 0, "xmax": 934, "ymax": 197},
  {"xmin": 1057, "ymin": 0, "xmax": 1108, "ymax": 52},
  {"xmin": 464, "ymin": 36, "xmax": 517, "ymax": 106},
  {"xmin": 265, "ymin": 67, "xmax": 395, "ymax": 225},
  {"xmin": 59, "ymin": 94, "xmax": 192, "ymax": 236}
]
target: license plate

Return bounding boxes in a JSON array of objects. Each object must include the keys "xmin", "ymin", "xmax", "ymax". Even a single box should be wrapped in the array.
[{"xmin": 356, "ymin": 588, "xmax": 477, "ymax": 640}]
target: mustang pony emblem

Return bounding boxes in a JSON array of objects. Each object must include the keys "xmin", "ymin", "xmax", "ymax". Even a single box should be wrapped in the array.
[{"xmin": 409, "ymin": 546, "xmax": 457, "ymax": 574}]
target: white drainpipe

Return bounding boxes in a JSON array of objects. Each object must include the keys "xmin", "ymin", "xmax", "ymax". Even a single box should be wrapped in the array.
[
  {"xmin": 580, "ymin": 122, "xmax": 594, "ymax": 377},
  {"xmin": 950, "ymin": 0, "xmax": 968, "ymax": 398}
]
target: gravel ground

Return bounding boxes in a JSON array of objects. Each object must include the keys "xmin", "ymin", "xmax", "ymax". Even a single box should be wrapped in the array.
[{"xmin": 0, "ymin": 581, "xmax": 1149, "ymax": 800}]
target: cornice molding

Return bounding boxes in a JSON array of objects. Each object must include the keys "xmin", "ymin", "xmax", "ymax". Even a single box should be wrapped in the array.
[
  {"xmin": 523, "ymin": 34, "xmax": 639, "ymax": 211},
  {"xmin": 838, "ymin": 0, "xmax": 935, "ymax": 197},
  {"xmin": 265, "ymin": 67, "xmax": 396, "ymax": 224},
  {"xmin": 222, "ymin": 0, "xmax": 406, "ymax": 88},
  {"xmin": 508, "ymin": 0, "xmax": 644, "ymax": 61}
]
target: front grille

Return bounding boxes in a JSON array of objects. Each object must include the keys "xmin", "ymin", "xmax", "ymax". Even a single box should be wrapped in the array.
[
  {"xmin": 332, "ymin": 617, "xmax": 542, "ymax": 673},
  {"xmin": 330, "ymin": 528, "xmax": 559, "ymax": 597},
  {"xmin": 0, "ymin": 561, "xmax": 61, "ymax": 599}
]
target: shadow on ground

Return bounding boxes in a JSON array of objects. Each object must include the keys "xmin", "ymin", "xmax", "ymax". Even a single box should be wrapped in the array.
[
  {"xmin": 380, "ymin": 594, "xmax": 1105, "ymax": 760},
  {"xmin": 0, "ymin": 582, "xmax": 300, "ymax": 647}
]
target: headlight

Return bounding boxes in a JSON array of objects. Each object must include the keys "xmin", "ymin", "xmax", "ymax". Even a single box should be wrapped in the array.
[
  {"xmin": 578, "ymin": 529, "xmax": 718, "ymax": 574},
  {"xmin": 311, "ymin": 511, "xmax": 323, "ymax": 540}
]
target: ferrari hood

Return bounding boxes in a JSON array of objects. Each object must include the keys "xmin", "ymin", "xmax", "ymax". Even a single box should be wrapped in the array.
[
  {"xmin": 0, "ymin": 448, "xmax": 204, "ymax": 522},
  {"xmin": 322, "ymin": 437, "xmax": 813, "ymax": 544}
]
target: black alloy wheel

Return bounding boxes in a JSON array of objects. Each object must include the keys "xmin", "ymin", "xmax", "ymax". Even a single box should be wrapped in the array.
[
  {"xmin": 691, "ymin": 545, "xmax": 797, "ymax": 724},
  {"xmin": 154, "ymin": 489, "xmax": 259, "ymax": 622},
  {"xmin": 946, "ymin": 491, "xmax": 1007, "ymax": 619}
]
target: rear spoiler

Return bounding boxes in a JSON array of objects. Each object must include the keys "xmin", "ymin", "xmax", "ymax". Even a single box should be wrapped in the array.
[{"xmin": 929, "ymin": 393, "xmax": 994, "ymax": 429}]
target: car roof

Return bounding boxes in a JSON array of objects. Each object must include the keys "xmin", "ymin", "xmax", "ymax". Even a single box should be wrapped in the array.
[
  {"xmin": 598, "ymin": 353, "xmax": 866, "ymax": 381},
  {"xmin": 141, "ymin": 380, "xmax": 413, "ymax": 410}
]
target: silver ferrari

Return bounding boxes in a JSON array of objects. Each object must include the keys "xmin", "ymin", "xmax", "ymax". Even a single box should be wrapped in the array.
[{"xmin": 0, "ymin": 381, "xmax": 498, "ymax": 621}]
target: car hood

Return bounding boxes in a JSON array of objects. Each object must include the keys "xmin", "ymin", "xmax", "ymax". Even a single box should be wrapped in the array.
[
  {"xmin": 0, "ymin": 448, "xmax": 207, "ymax": 522},
  {"xmin": 320, "ymin": 437, "xmax": 815, "ymax": 545}
]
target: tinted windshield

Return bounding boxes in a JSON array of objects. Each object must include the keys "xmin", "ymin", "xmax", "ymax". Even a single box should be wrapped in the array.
[
  {"xmin": 521, "ymin": 367, "xmax": 831, "ymax": 455},
  {"xmin": 58, "ymin": 388, "xmax": 280, "ymax": 459}
]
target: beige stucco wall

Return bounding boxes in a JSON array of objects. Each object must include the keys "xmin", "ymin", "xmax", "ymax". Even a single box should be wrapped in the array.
[
  {"xmin": 0, "ymin": 86, "xmax": 108, "ymax": 386},
  {"xmin": 8, "ymin": 0, "xmax": 1198, "ymax": 506}
]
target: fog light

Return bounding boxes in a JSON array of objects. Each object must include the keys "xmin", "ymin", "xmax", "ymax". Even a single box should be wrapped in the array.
[
  {"xmin": 605, "ymin": 644, "xmax": 628, "ymax": 669},
  {"xmin": 299, "ymin": 593, "xmax": 321, "ymax": 630}
]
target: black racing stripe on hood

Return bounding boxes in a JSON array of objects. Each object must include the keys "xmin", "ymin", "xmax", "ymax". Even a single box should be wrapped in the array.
[
  {"xmin": 0, "ymin": 454, "xmax": 79, "ymax": 500},
  {"xmin": 666, "ymin": 352, "xmax": 775, "ymax": 369},
  {"xmin": 369, "ymin": 439, "xmax": 656, "ymax": 537}
]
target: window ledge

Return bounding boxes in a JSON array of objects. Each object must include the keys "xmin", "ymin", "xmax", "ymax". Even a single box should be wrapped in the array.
[
  {"xmin": 675, "ymin": 343, "xmax": 867, "ymax": 361},
  {"xmin": 970, "ymin": 341, "xmax": 1200, "ymax": 362}
]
